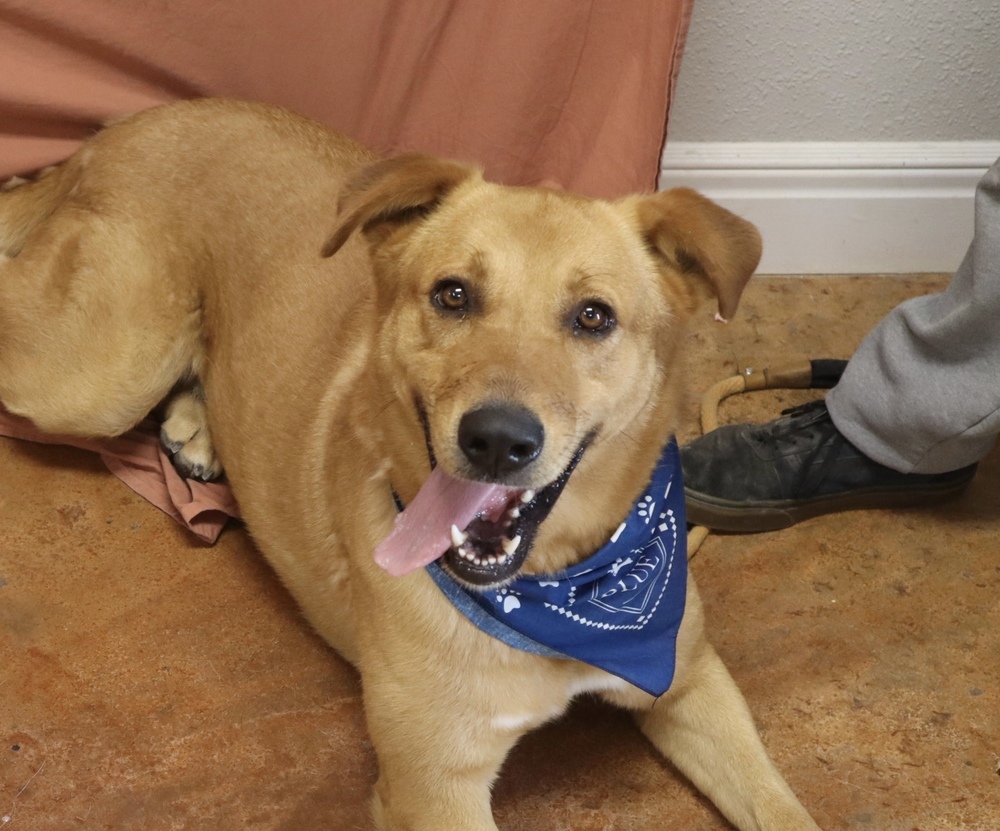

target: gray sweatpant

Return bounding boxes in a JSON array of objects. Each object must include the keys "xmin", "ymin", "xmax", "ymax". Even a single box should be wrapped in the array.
[{"xmin": 826, "ymin": 157, "xmax": 1000, "ymax": 474}]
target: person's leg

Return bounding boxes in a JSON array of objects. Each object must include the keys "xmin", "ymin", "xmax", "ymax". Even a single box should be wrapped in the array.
[
  {"xmin": 682, "ymin": 158, "xmax": 1000, "ymax": 532},
  {"xmin": 827, "ymin": 159, "xmax": 1000, "ymax": 474}
]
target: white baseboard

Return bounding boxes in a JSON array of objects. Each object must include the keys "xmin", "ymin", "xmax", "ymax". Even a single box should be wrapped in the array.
[{"xmin": 659, "ymin": 141, "xmax": 1000, "ymax": 274}]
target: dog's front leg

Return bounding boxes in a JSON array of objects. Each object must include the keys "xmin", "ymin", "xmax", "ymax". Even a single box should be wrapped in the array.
[
  {"xmin": 371, "ymin": 774, "xmax": 497, "ymax": 831},
  {"xmin": 364, "ymin": 685, "xmax": 515, "ymax": 831},
  {"xmin": 632, "ymin": 638, "xmax": 821, "ymax": 831}
]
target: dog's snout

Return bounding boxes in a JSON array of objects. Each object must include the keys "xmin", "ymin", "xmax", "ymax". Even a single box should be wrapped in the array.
[{"xmin": 459, "ymin": 405, "xmax": 544, "ymax": 478}]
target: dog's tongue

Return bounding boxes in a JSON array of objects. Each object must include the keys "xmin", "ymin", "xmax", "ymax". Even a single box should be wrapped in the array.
[{"xmin": 375, "ymin": 467, "xmax": 517, "ymax": 577}]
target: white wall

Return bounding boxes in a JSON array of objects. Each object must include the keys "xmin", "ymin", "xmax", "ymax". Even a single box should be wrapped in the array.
[
  {"xmin": 669, "ymin": 0, "xmax": 1000, "ymax": 142},
  {"xmin": 662, "ymin": 1, "xmax": 1000, "ymax": 273}
]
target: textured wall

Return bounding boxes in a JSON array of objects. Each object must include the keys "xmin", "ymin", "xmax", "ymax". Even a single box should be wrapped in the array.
[{"xmin": 669, "ymin": 0, "xmax": 1000, "ymax": 142}]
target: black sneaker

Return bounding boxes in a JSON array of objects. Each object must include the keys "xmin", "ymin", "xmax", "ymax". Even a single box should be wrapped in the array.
[{"xmin": 681, "ymin": 400, "xmax": 978, "ymax": 532}]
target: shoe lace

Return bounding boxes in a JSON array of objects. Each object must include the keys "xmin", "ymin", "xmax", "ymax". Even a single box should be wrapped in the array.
[
  {"xmin": 778, "ymin": 398, "xmax": 829, "ymax": 420},
  {"xmin": 763, "ymin": 398, "xmax": 848, "ymax": 497}
]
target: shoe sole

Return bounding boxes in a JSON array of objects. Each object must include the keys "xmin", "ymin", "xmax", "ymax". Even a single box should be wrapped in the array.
[{"xmin": 685, "ymin": 474, "xmax": 977, "ymax": 533}]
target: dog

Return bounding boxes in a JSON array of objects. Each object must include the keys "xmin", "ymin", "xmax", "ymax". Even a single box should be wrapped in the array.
[{"xmin": 0, "ymin": 98, "xmax": 821, "ymax": 830}]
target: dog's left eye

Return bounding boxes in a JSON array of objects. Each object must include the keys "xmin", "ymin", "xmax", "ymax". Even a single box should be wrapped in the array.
[
  {"xmin": 432, "ymin": 279, "xmax": 469, "ymax": 313},
  {"xmin": 574, "ymin": 301, "xmax": 616, "ymax": 335}
]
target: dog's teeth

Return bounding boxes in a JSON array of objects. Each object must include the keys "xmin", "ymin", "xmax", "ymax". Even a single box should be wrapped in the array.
[
  {"xmin": 502, "ymin": 535, "xmax": 521, "ymax": 556},
  {"xmin": 487, "ymin": 556, "xmax": 497, "ymax": 565},
  {"xmin": 450, "ymin": 524, "xmax": 468, "ymax": 547},
  {"xmin": 458, "ymin": 546, "xmax": 472, "ymax": 561},
  {"xmin": 521, "ymin": 490, "xmax": 535, "ymax": 504},
  {"xmin": 509, "ymin": 507, "xmax": 520, "ymax": 519},
  {"xmin": 497, "ymin": 553, "xmax": 509, "ymax": 565}
]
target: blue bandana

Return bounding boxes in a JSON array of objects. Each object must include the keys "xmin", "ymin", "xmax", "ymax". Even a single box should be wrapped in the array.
[{"xmin": 426, "ymin": 438, "xmax": 687, "ymax": 697}]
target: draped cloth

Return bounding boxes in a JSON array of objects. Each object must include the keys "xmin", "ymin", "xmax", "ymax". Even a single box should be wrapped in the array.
[
  {"xmin": 0, "ymin": 0, "xmax": 692, "ymax": 197},
  {"xmin": 0, "ymin": 405, "xmax": 238, "ymax": 543}
]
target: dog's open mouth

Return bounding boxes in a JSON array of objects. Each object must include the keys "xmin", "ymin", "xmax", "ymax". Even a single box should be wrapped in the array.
[{"xmin": 375, "ymin": 445, "xmax": 587, "ymax": 588}]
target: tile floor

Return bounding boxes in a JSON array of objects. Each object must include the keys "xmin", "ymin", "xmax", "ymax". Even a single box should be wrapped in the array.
[{"xmin": 2, "ymin": 275, "xmax": 997, "ymax": 830}]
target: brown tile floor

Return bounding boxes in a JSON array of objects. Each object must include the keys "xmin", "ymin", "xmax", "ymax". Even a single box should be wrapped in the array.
[{"xmin": 2, "ymin": 275, "xmax": 998, "ymax": 830}]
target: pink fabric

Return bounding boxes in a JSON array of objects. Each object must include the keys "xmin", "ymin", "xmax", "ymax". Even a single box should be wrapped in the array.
[
  {"xmin": 0, "ymin": 0, "xmax": 691, "ymax": 198},
  {"xmin": 0, "ymin": 405, "xmax": 239, "ymax": 543}
]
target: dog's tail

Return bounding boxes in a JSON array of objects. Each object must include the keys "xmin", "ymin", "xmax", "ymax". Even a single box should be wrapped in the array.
[{"xmin": 0, "ymin": 162, "xmax": 79, "ymax": 256}]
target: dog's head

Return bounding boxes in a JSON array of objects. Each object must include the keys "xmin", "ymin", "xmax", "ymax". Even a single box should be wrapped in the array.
[{"xmin": 323, "ymin": 155, "xmax": 761, "ymax": 588}]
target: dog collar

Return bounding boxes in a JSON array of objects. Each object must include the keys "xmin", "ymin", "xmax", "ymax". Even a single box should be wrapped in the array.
[{"xmin": 426, "ymin": 438, "xmax": 687, "ymax": 697}]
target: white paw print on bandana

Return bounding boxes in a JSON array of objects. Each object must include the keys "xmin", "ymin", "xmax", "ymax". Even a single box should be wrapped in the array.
[
  {"xmin": 496, "ymin": 586, "xmax": 522, "ymax": 613},
  {"xmin": 636, "ymin": 494, "xmax": 655, "ymax": 524}
]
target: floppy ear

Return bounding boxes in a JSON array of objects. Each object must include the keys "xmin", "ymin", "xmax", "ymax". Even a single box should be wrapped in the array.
[
  {"xmin": 631, "ymin": 188, "xmax": 762, "ymax": 320},
  {"xmin": 321, "ymin": 154, "xmax": 478, "ymax": 258}
]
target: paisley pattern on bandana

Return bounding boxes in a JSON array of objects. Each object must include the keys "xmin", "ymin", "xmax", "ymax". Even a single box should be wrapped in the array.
[{"xmin": 427, "ymin": 438, "xmax": 687, "ymax": 697}]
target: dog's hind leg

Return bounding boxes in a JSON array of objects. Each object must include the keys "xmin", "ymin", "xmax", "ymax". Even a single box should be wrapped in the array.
[
  {"xmin": 0, "ymin": 165, "xmax": 74, "ymax": 257},
  {"xmin": 0, "ymin": 175, "xmax": 202, "ymax": 439},
  {"xmin": 160, "ymin": 380, "xmax": 222, "ymax": 482}
]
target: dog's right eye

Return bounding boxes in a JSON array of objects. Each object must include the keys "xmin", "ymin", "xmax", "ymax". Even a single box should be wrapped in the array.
[
  {"xmin": 572, "ymin": 300, "xmax": 616, "ymax": 336},
  {"xmin": 432, "ymin": 279, "xmax": 469, "ymax": 313}
]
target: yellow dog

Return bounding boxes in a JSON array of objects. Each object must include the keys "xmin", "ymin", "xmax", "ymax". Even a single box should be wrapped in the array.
[{"xmin": 0, "ymin": 99, "xmax": 819, "ymax": 830}]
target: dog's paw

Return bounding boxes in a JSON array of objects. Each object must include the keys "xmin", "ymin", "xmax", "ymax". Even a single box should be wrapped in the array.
[
  {"xmin": 0, "ymin": 175, "xmax": 30, "ymax": 192},
  {"xmin": 160, "ymin": 388, "xmax": 223, "ymax": 482}
]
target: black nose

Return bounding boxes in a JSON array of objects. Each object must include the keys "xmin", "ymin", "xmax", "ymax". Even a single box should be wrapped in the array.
[{"xmin": 458, "ymin": 405, "xmax": 545, "ymax": 478}]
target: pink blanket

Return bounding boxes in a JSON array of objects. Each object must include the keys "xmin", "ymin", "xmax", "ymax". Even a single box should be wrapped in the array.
[{"xmin": 1, "ymin": 0, "xmax": 691, "ymax": 198}]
